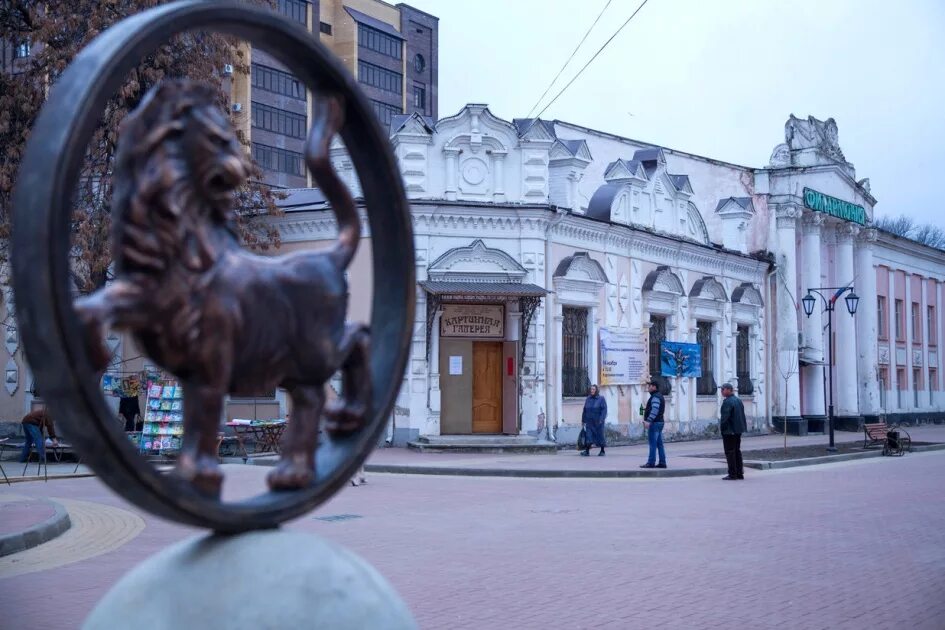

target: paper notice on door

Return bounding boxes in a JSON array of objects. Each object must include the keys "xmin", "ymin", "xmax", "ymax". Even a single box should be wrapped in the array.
[{"xmin": 449, "ymin": 356, "xmax": 463, "ymax": 375}]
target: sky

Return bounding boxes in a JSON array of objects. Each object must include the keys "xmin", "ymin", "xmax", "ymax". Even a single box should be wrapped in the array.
[{"xmin": 402, "ymin": 0, "xmax": 945, "ymax": 226}]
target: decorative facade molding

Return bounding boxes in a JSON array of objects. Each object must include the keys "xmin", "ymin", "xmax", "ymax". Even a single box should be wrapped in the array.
[
  {"xmin": 428, "ymin": 239, "xmax": 528, "ymax": 282},
  {"xmin": 5, "ymin": 358, "xmax": 17, "ymax": 396}
]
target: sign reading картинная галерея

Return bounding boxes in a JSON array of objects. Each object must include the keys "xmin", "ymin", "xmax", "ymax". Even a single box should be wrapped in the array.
[
  {"xmin": 440, "ymin": 304, "xmax": 505, "ymax": 338},
  {"xmin": 803, "ymin": 187, "xmax": 866, "ymax": 225}
]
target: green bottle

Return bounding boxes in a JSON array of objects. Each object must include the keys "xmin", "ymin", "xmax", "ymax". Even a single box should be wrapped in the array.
[{"xmin": 638, "ymin": 403, "xmax": 645, "ymax": 417}]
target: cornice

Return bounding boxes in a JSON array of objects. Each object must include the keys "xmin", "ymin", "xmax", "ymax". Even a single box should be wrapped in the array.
[{"xmin": 270, "ymin": 202, "xmax": 770, "ymax": 281}]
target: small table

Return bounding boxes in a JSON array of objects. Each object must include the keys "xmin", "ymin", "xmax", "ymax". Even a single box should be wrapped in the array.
[
  {"xmin": 0, "ymin": 438, "xmax": 10, "ymax": 485},
  {"xmin": 225, "ymin": 420, "xmax": 287, "ymax": 460}
]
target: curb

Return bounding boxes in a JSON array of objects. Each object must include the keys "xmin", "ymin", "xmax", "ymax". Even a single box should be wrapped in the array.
[
  {"xmin": 0, "ymin": 498, "xmax": 72, "ymax": 557},
  {"xmin": 2, "ymin": 473, "xmax": 97, "ymax": 484},
  {"xmin": 362, "ymin": 464, "xmax": 729, "ymax": 478},
  {"xmin": 743, "ymin": 442, "xmax": 945, "ymax": 470}
]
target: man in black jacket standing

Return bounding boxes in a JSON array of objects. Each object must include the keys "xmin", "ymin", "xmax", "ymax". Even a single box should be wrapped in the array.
[
  {"xmin": 719, "ymin": 383, "xmax": 747, "ymax": 480},
  {"xmin": 640, "ymin": 380, "xmax": 667, "ymax": 469}
]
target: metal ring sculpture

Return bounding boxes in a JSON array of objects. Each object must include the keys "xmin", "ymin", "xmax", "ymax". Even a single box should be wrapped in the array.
[{"xmin": 11, "ymin": 0, "xmax": 414, "ymax": 532}]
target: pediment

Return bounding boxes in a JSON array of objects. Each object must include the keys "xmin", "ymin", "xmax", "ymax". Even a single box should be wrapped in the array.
[
  {"xmin": 438, "ymin": 104, "xmax": 518, "ymax": 151},
  {"xmin": 428, "ymin": 239, "xmax": 527, "ymax": 282},
  {"xmin": 395, "ymin": 112, "xmax": 434, "ymax": 137},
  {"xmin": 642, "ymin": 266, "xmax": 684, "ymax": 296},
  {"xmin": 689, "ymin": 276, "xmax": 728, "ymax": 301},
  {"xmin": 549, "ymin": 141, "xmax": 573, "ymax": 160},
  {"xmin": 715, "ymin": 197, "xmax": 755, "ymax": 217},
  {"xmin": 604, "ymin": 159, "xmax": 646, "ymax": 182},
  {"xmin": 519, "ymin": 119, "xmax": 556, "ymax": 143},
  {"xmin": 732, "ymin": 282, "xmax": 764, "ymax": 306},
  {"xmin": 669, "ymin": 174, "xmax": 693, "ymax": 195},
  {"xmin": 553, "ymin": 252, "xmax": 608, "ymax": 283}
]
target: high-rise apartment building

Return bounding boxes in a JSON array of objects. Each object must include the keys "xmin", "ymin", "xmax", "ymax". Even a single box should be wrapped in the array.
[
  {"xmin": 2, "ymin": 1, "xmax": 437, "ymax": 190},
  {"xmin": 241, "ymin": 0, "xmax": 439, "ymax": 188}
]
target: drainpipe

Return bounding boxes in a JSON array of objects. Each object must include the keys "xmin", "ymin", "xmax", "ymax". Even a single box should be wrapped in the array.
[
  {"xmin": 765, "ymin": 266, "xmax": 777, "ymax": 430},
  {"xmin": 544, "ymin": 207, "xmax": 568, "ymax": 442}
]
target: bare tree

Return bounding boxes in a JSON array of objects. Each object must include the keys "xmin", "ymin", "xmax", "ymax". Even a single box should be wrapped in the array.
[
  {"xmin": 1, "ymin": 0, "xmax": 281, "ymax": 295},
  {"xmin": 776, "ymin": 350, "xmax": 799, "ymax": 452},
  {"xmin": 873, "ymin": 214, "xmax": 915, "ymax": 237},
  {"xmin": 911, "ymin": 224, "xmax": 945, "ymax": 250},
  {"xmin": 874, "ymin": 214, "xmax": 945, "ymax": 251}
]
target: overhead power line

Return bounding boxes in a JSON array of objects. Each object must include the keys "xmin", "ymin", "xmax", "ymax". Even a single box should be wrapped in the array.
[
  {"xmin": 525, "ymin": 0, "xmax": 614, "ymax": 119},
  {"xmin": 533, "ymin": 0, "xmax": 652, "ymax": 122}
]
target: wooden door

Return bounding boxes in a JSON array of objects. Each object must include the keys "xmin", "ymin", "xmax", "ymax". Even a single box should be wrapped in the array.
[{"xmin": 472, "ymin": 341, "xmax": 503, "ymax": 433}]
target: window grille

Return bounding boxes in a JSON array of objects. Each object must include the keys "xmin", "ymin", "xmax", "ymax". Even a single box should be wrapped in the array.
[
  {"xmin": 562, "ymin": 307, "xmax": 589, "ymax": 397},
  {"xmin": 696, "ymin": 321, "xmax": 716, "ymax": 395},
  {"xmin": 736, "ymin": 325, "xmax": 753, "ymax": 395}
]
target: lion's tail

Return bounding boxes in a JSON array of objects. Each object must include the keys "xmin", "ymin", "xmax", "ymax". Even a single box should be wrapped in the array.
[{"xmin": 306, "ymin": 95, "xmax": 359, "ymax": 270}]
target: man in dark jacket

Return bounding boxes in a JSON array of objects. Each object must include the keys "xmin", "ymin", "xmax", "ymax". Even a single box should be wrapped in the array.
[
  {"xmin": 719, "ymin": 383, "xmax": 747, "ymax": 480},
  {"xmin": 640, "ymin": 380, "xmax": 666, "ymax": 468},
  {"xmin": 20, "ymin": 405, "xmax": 59, "ymax": 463}
]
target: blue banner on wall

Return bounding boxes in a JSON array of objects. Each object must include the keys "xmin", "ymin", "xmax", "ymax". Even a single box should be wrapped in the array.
[{"xmin": 660, "ymin": 341, "xmax": 702, "ymax": 378}]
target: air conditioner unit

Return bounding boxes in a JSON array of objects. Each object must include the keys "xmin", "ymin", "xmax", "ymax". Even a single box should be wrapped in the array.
[
  {"xmin": 223, "ymin": 64, "xmax": 234, "ymax": 75},
  {"xmin": 232, "ymin": 102, "xmax": 243, "ymax": 112}
]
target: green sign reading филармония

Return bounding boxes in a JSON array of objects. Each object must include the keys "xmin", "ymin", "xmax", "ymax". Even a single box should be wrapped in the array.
[{"xmin": 803, "ymin": 187, "xmax": 866, "ymax": 225}]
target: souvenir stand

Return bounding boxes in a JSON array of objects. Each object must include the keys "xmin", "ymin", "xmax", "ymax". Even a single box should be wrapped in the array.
[{"xmin": 141, "ymin": 378, "xmax": 183, "ymax": 455}]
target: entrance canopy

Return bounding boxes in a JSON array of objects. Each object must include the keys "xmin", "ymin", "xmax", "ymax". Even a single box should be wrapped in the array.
[
  {"xmin": 419, "ymin": 281, "xmax": 547, "ymax": 298},
  {"xmin": 419, "ymin": 281, "xmax": 548, "ymax": 362}
]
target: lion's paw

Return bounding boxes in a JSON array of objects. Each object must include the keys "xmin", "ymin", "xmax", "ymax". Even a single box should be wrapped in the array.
[
  {"xmin": 267, "ymin": 457, "xmax": 315, "ymax": 491},
  {"xmin": 324, "ymin": 401, "xmax": 366, "ymax": 437}
]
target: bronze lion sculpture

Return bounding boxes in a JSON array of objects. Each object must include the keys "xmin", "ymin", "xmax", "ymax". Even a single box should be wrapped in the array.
[{"xmin": 76, "ymin": 80, "xmax": 369, "ymax": 497}]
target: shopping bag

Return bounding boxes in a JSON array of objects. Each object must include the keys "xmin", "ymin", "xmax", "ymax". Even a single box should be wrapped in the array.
[{"xmin": 577, "ymin": 425, "xmax": 588, "ymax": 451}]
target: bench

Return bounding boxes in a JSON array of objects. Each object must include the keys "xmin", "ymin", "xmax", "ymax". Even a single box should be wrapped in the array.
[
  {"xmin": 863, "ymin": 421, "xmax": 912, "ymax": 455},
  {"xmin": 863, "ymin": 422, "xmax": 889, "ymax": 449}
]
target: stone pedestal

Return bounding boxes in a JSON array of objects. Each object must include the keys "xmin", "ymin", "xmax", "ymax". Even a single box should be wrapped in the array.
[
  {"xmin": 772, "ymin": 416, "xmax": 807, "ymax": 436},
  {"xmin": 84, "ymin": 530, "xmax": 416, "ymax": 630}
]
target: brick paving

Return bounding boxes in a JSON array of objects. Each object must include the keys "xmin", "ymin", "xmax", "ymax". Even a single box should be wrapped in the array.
[{"xmin": 1, "ymin": 449, "xmax": 944, "ymax": 629}]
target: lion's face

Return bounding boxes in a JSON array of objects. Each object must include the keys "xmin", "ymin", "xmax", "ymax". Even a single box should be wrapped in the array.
[
  {"xmin": 183, "ymin": 103, "xmax": 251, "ymax": 208},
  {"xmin": 112, "ymin": 80, "xmax": 254, "ymax": 275}
]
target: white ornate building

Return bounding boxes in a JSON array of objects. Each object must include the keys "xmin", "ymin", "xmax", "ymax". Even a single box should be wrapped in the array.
[
  {"xmin": 254, "ymin": 106, "xmax": 945, "ymax": 444},
  {"xmin": 2, "ymin": 108, "xmax": 942, "ymax": 444}
]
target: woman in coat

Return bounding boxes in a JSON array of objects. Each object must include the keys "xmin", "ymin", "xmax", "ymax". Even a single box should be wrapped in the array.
[{"xmin": 581, "ymin": 384, "xmax": 607, "ymax": 456}]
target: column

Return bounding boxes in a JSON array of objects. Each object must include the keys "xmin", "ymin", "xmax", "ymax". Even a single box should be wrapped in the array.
[
  {"xmin": 589, "ymin": 306, "xmax": 599, "ymax": 390},
  {"xmin": 429, "ymin": 309, "xmax": 442, "ymax": 413},
  {"xmin": 835, "ymin": 224, "xmax": 859, "ymax": 418},
  {"xmin": 492, "ymin": 150, "xmax": 507, "ymax": 203},
  {"xmin": 888, "ymin": 269, "xmax": 897, "ymax": 410},
  {"xmin": 940, "ymin": 282, "xmax": 945, "ymax": 408},
  {"xmin": 921, "ymin": 279, "xmax": 929, "ymax": 409},
  {"xmin": 939, "ymin": 282, "xmax": 945, "ymax": 408},
  {"xmin": 568, "ymin": 172, "xmax": 582, "ymax": 211},
  {"xmin": 553, "ymin": 302, "xmax": 564, "ymax": 434},
  {"xmin": 800, "ymin": 213, "xmax": 826, "ymax": 423},
  {"xmin": 444, "ymin": 147, "xmax": 459, "ymax": 201},
  {"xmin": 904, "ymin": 272, "xmax": 913, "ymax": 407},
  {"xmin": 774, "ymin": 205, "xmax": 802, "ymax": 428},
  {"xmin": 855, "ymin": 229, "xmax": 880, "ymax": 416}
]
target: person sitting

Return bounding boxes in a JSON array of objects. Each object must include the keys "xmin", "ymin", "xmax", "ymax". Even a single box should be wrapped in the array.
[{"xmin": 20, "ymin": 404, "xmax": 59, "ymax": 463}]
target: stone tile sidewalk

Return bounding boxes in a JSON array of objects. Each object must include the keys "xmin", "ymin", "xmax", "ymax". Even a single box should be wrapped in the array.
[{"xmin": 360, "ymin": 425, "xmax": 945, "ymax": 476}]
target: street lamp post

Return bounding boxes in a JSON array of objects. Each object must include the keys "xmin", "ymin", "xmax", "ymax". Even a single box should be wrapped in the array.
[{"xmin": 802, "ymin": 286, "xmax": 859, "ymax": 452}]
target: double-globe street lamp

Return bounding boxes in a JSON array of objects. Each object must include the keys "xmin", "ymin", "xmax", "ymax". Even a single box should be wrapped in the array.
[{"xmin": 801, "ymin": 286, "xmax": 860, "ymax": 452}]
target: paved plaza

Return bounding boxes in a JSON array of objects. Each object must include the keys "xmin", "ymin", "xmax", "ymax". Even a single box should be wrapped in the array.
[{"xmin": 1, "ymin": 439, "xmax": 944, "ymax": 629}]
